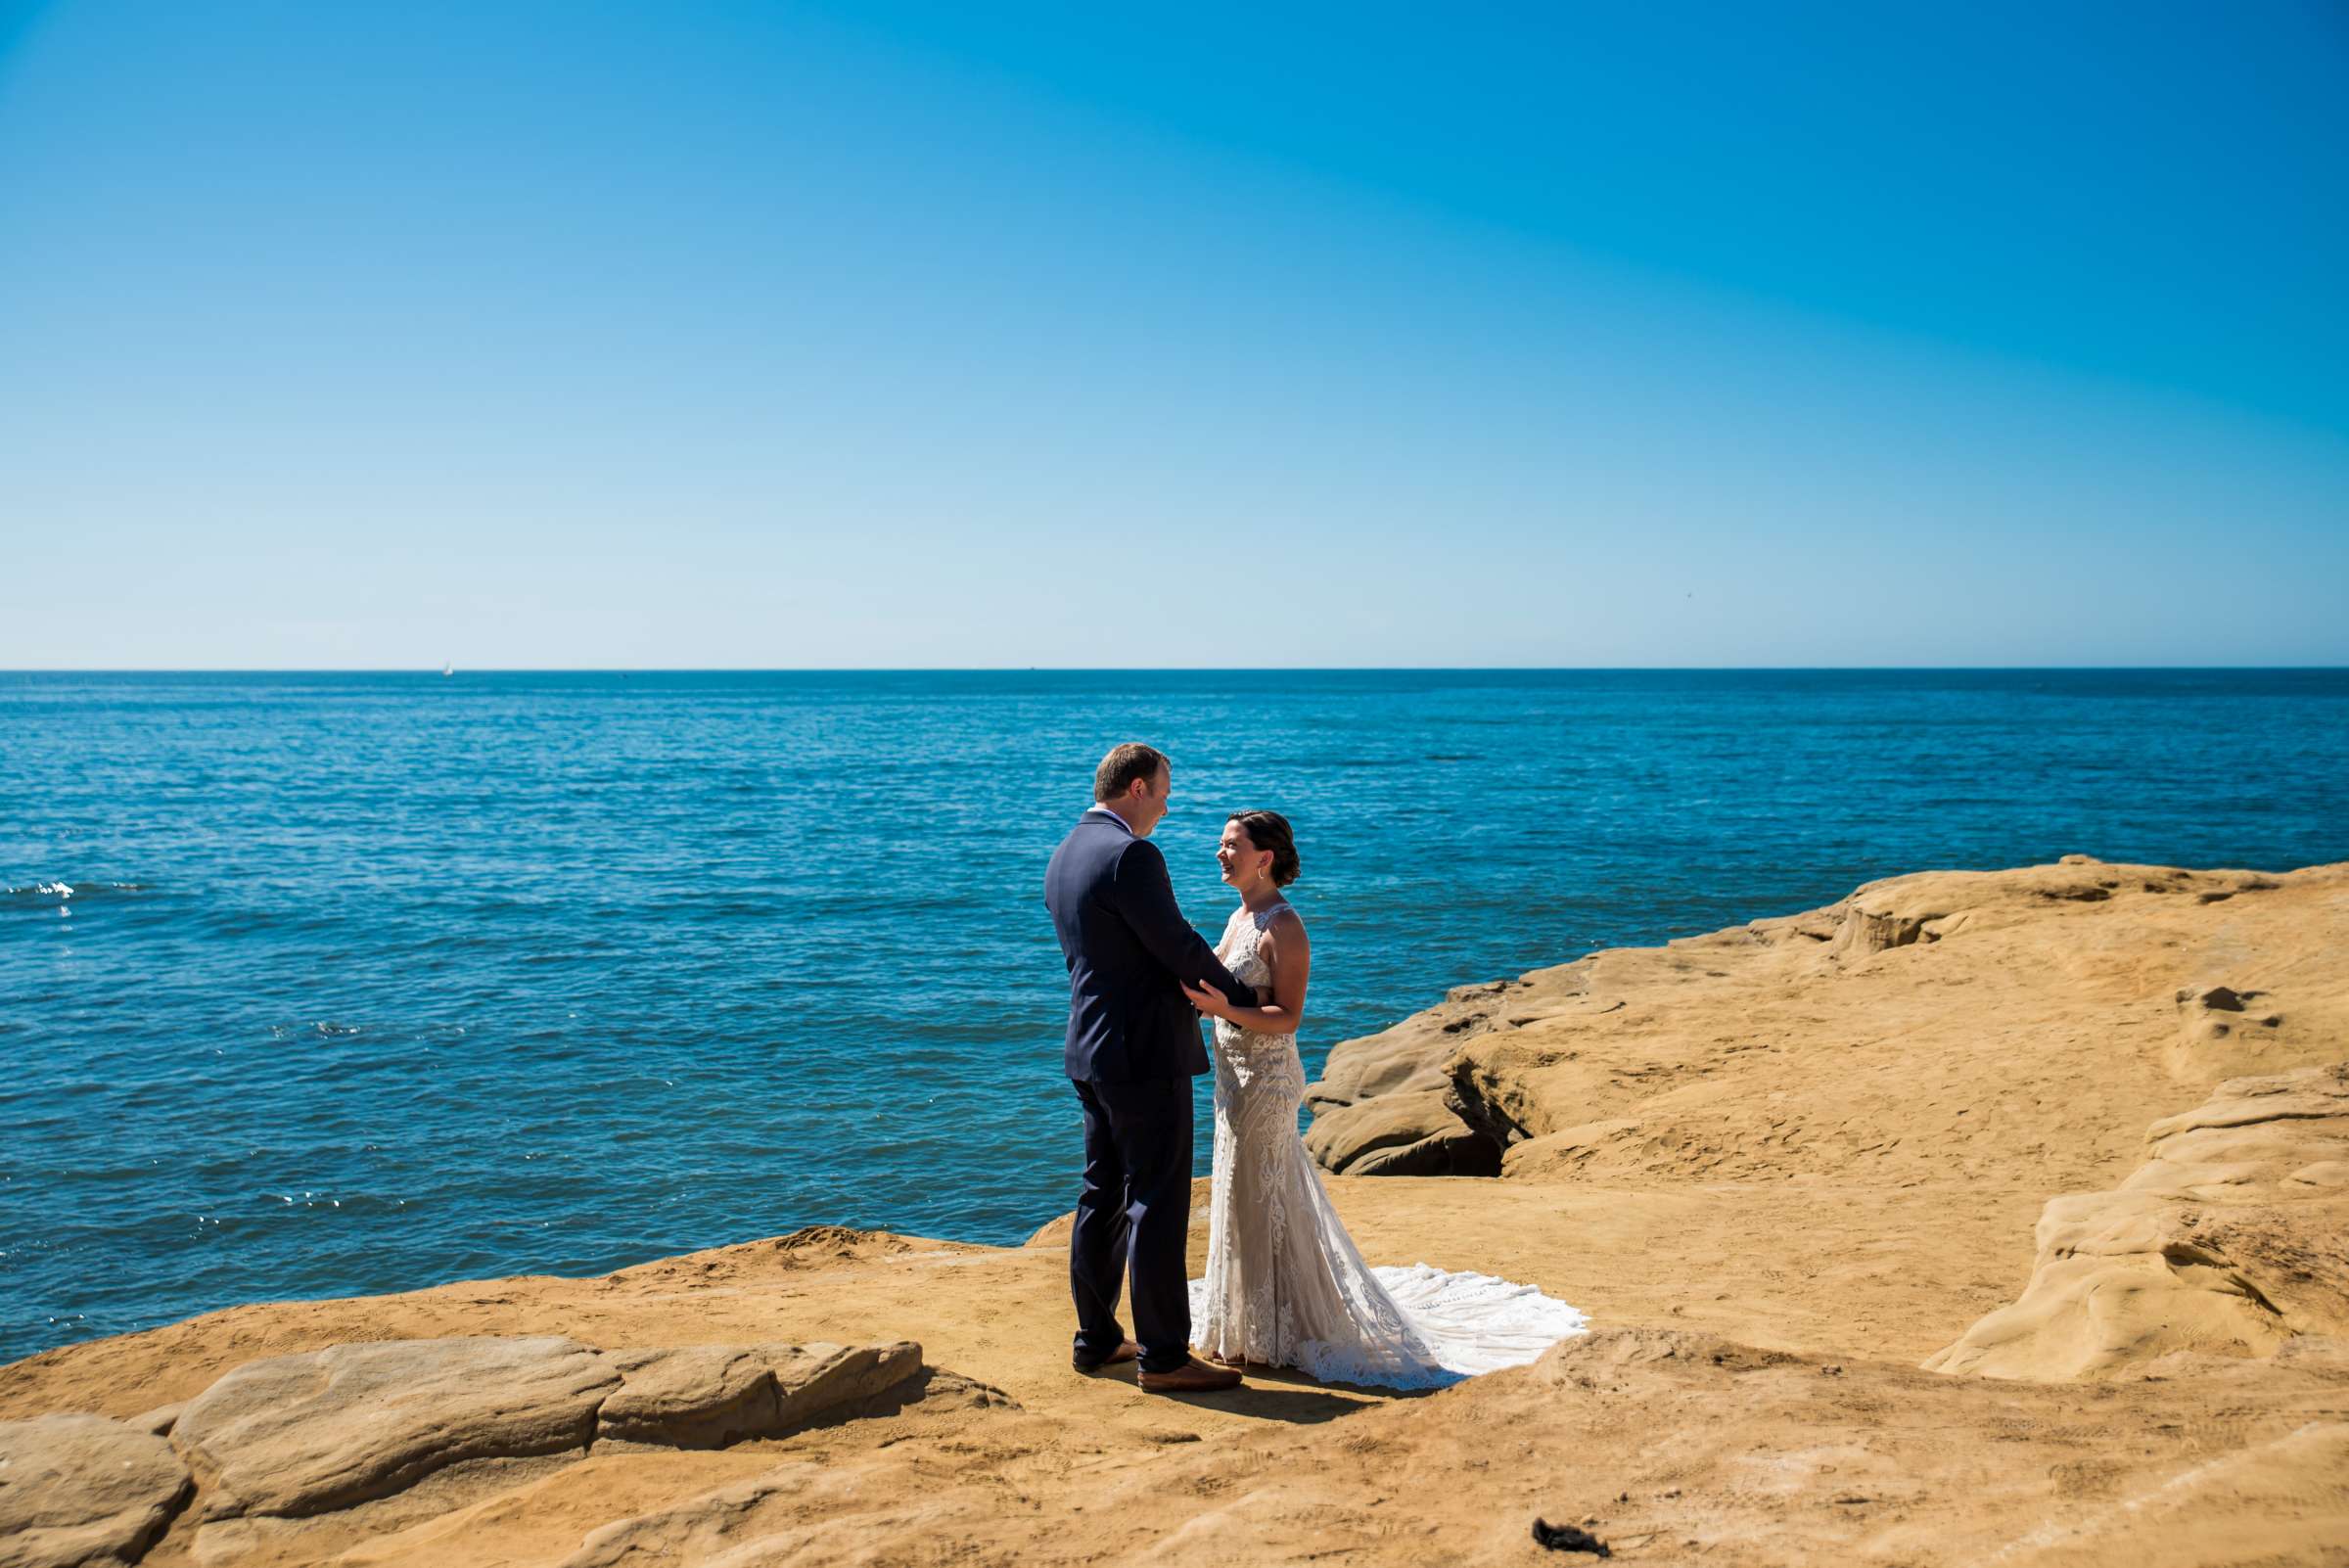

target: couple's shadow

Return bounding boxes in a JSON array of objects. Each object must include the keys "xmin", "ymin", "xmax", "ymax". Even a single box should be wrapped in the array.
[{"xmin": 1142, "ymin": 1365, "xmax": 1442, "ymax": 1426}]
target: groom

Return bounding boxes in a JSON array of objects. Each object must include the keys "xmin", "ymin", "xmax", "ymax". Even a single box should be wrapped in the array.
[{"xmin": 1044, "ymin": 743, "xmax": 1252, "ymax": 1394}]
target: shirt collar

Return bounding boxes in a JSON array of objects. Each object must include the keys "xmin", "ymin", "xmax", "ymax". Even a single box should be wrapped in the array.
[{"xmin": 1082, "ymin": 804, "xmax": 1135, "ymax": 837}]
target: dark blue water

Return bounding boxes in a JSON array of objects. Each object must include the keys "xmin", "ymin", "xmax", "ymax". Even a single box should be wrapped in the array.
[{"xmin": 4, "ymin": 669, "xmax": 2344, "ymax": 1364}]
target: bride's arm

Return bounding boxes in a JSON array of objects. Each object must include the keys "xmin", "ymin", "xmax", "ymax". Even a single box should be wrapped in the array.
[{"xmin": 1184, "ymin": 911, "xmax": 1310, "ymax": 1035}]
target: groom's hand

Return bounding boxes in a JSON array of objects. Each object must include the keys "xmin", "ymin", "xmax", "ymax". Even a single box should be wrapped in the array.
[{"xmin": 1180, "ymin": 978, "xmax": 1227, "ymax": 1017}]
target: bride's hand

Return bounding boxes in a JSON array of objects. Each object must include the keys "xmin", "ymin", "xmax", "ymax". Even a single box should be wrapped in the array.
[{"xmin": 1180, "ymin": 978, "xmax": 1228, "ymax": 1018}]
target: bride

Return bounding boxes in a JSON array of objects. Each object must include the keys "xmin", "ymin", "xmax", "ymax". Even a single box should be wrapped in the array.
[{"xmin": 1181, "ymin": 810, "xmax": 1587, "ymax": 1389}]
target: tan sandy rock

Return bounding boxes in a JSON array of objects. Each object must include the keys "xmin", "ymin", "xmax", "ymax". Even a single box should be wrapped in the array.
[
  {"xmin": 1299, "ymin": 988, "xmax": 1652, "ymax": 1177},
  {"xmin": 0, "ymin": 1412, "xmax": 190, "ymax": 1568},
  {"xmin": 121, "ymin": 1405, "xmax": 180, "ymax": 1439},
  {"xmin": 148, "ymin": 1331, "xmax": 925, "ymax": 1564},
  {"xmin": 2168, "ymin": 982, "xmax": 2319, "ymax": 1083},
  {"xmin": 184, "ymin": 1453, "xmax": 597, "ymax": 1568},
  {"xmin": 1927, "ymin": 1064, "xmax": 2349, "ymax": 1380},
  {"xmin": 598, "ymin": 1341, "xmax": 921, "ymax": 1448},
  {"xmin": 1300, "ymin": 1089, "xmax": 1496, "ymax": 1175},
  {"xmin": 556, "ymin": 1466, "xmax": 826, "ymax": 1568},
  {"xmin": 1302, "ymin": 978, "xmax": 1508, "ymax": 1109},
  {"xmin": 1085, "ymin": 1326, "xmax": 2349, "ymax": 1567},
  {"xmin": 1498, "ymin": 1116, "xmax": 1642, "ymax": 1177},
  {"xmin": 479, "ymin": 1327, "xmax": 2349, "ymax": 1568},
  {"xmin": 169, "ymin": 1336, "xmax": 618, "ymax": 1521},
  {"xmin": 1311, "ymin": 859, "xmax": 2349, "ymax": 1189}
]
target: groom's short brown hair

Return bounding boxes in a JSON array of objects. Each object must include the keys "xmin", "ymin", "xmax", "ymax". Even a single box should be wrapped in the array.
[{"xmin": 1094, "ymin": 743, "xmax": 1169, "ymax": 802}]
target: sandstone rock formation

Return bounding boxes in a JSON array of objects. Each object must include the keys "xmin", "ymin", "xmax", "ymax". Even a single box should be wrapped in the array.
[
  {"xmin": 0, "ymin": 1331, "xmax": 922, "ymax": 1567},
  {"xmin": 2169, "ymin": 981, "xmax": 2319, "ymax": 1083},
  {"xmin": 1301, "ymin": 979, "xmax": 1551, "ymax": 1176},
  {"xmin": 1300, "ymin": 1087, "xmax": 1496, "ymax": 1176},
  {"xmin": 171, "ymin": 1336, "xmax": 621, "ymax": 1521},
  {"xmin": 558, "ymin": 1469, "xmax": 823, "ymax": 1568},
  {"xmin": 598, "ymin": 1341, "xmax": 920, "ymax": 1448},
  {"xmin": 1305, "ymin": 859, "xmax": 2349, "ymax": 1188},
  {"xmin": 1927, "ymin": 1063, "xmax": 2349, "ymax": 1379},
  {"xmin": 0, "ymin": 1413, "xmax": 189, "ymax": 1568},
  {"xmin": 479, "ymin": 1325, "xmax": 2349, "ymax": 1568}
]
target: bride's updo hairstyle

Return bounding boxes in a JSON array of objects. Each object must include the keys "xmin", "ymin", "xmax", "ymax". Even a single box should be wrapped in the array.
[{"xmin": 1228, "ymin": 809, "xmax": 1301, "ymax": 888}]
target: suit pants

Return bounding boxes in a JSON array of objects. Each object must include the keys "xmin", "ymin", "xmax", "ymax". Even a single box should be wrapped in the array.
[{"xmin": 1069, "ymin": 1076, "xmax": 1194, "ymax": 1374}]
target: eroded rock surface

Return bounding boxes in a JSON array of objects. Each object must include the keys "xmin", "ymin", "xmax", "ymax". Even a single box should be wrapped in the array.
[
  {"xmin": 558, "ymin": 1327, "xmax": 2349, "ymax": 1568},
  {"xmin": 599, "ymin": 1341, "xmax": 921, "ymax": 1448},
  {"xmin": 558, "ymin": 1468, "xmax": 813, "ymax": 1568},
  {"xmin": 0, "ymin": 1335, "xmax": 928, "ymax": 1565},
  {"xmin": 171, "ymin": 1336, "xmax": 619, "ymax": 1521},
  {"xmin": 1301, "ymin": 1090, "xmax": 1497, "ymax": 1176},
  {"xmin": 0, "ymin": 1412, "xmax": 190, "ymax": 1568},
  {"xmin": 2169, "ymin": 982, "xmax": 2311, "ymax": 1083},
  {"xmin": 1307, "ymin": 859, "xmax": 2349, "ymax": 1186},
  {"xmin": 1927, "ymin": 1064, "xmax": 2349, "ymax": 1380}
]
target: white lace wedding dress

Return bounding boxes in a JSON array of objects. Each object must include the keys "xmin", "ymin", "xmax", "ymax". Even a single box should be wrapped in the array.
[{"xmin": 1188, "ymin": 899, "xmax": 1588, "ymax": 1389}]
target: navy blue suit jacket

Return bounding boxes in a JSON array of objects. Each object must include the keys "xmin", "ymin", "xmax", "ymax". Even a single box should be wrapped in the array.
[{"xmin": 1045, "ymin": 811, "xmax": 1252, "ymax": 1084}]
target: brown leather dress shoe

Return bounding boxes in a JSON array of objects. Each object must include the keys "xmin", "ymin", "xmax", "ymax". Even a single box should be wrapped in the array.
[
  {"xmin": 1136, "ymin": 1356, "xmax": 1244, "ymax": 1394},
  {"xmin": 1073, "ymin": 1339, "xmax": 1142, "ymax": 1372}
]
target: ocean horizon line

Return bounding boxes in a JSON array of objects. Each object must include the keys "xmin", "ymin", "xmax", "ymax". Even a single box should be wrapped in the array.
[{"xmin": 5, "ymin": 664, "xmax": 2346, "ymax": 677}]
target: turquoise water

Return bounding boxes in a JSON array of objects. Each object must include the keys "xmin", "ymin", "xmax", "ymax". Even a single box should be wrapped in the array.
[{"xmin": 3, "ymin": 669, "xmax": 2345, "ymax": 1364}]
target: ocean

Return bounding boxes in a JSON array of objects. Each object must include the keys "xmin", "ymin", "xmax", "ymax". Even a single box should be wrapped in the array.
[{"xmin": 3, "ymin": 669, "xmax": 2344, "ymax": 1364}]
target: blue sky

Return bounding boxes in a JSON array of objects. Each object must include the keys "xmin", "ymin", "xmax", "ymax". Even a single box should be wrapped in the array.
[{"xmin": 2, "ymin": 1, "xmax": 2343, "ymax": 667}]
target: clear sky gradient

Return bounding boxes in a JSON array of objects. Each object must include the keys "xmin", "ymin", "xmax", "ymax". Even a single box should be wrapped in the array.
[{"xmin": 3, "ymin": 2, "xmax": 2344, "ymax": 668}]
